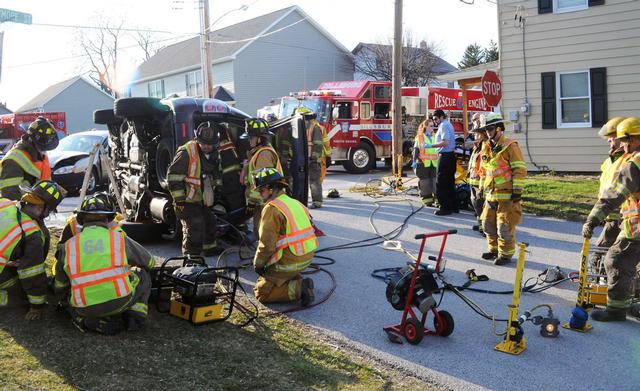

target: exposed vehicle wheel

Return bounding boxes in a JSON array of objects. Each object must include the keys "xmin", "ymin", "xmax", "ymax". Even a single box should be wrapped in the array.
[
  {"xmin": 114, "ymin": 97, "xmax": 170, "ymax": 118},
  {"xmin": 403, "ymin": 317, "xmax": 424, "ymax": 345},
  {"xmin": 343, "ymin": 142, "xmax": 375, "ymax": 174},
  {"xmin": 93, "ymin": 109, "xmax": 117, "ymax": 125},
  {"xmin": 86, "ymin": 168, "xmax": 98, "ymax": 194},
  {"xmin": 121, "ymin": 221, "xmax": 165, "ymax": 243},
  {"xmin": 156, "ymin": 138, "xmax": 174, "ymax": 190},
  {"xmin": 434, "ymin": 310, "xmax": 454, "ymax": 337}
]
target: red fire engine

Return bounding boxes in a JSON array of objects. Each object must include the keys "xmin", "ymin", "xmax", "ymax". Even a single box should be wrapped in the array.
[
  {"xmin": 279, "ymin": 81, "xmax": 490, "ymax": 173},
  {"xmin": 0, "ymin": 112, "xmax": 67, "ymax": 157}
]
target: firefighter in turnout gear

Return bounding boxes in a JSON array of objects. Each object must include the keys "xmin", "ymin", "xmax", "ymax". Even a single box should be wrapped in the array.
[
  {"xmin": 167, "ymin": 122, "xmax": 224, "ymax": 257},
  {"xmin": 54, "ymin": 194, "xmax": 155, "ymax": 334},
  {"xmin": 480, "ymin": 113, "xmax": 527, "ymax": 265},
  {"xmin": 58, "ymin": 192, "xmax": 123, "ymax": 246},
  {"xmin": 595, "ymin": 117, "xmax": 628, "ymax": 247},
  {"xmin": 296, "ymin": 107, "xmax": 326, "ymax": 208},
  {"xmin": 0, "ymin": 180, "xmax": 65, "ymax": 320},
  {"xmin": 412, "ymin": 119, "xmax": 438, "ymax": 206},
  {"xmin": 241, "ymin": 118, "xmax": 283, "ymax": 235},
  {"xmin": 0, "ymin": 116, "xmax": 59, "ymax": 200},
  {"xmin": 582, "ymin": 117, "xmax": 640, "ymax": 322},
  {"xmin": 252, "ymin": 168, "xmax": 317, "ymax": 305},
  {"xmin": 468, "ymin": 115, "xmax": 487, "ymax": 235}
]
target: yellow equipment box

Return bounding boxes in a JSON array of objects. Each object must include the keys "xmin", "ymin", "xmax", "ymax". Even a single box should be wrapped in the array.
[
  {"xmin": 589, "ymin": 284, "xmax": 608, "ymax": 306},
  {"xmin": 170, "ymin": 299, "xmax": 225, "ymax": 324}
]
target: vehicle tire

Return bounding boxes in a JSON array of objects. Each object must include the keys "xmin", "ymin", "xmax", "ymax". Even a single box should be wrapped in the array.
[
  {"xmin": 93, "ymin": 109, "xmax": 116, "ymax": 125},
  {"xmin": 434, "ymin": 310, "xmax": 455, "ymax": 337},
  {"xmin": 86, "ymin": 168, "xmax": 98, "ymax": 194},
  {"xmin": 161, "ymin": 213, "xmax": 182, "ymax": 241},
  {"xmin": 343, "ymin": 142, "xmax": 375, "ymax": 174},
  {"xmin": 121, "ymin": 221, "xmax": 165, "ymax": 243},
  {"xmin": 403, "ymin": 317, "xmax": 424, "ymax": 345},
  {"xmin": 114, "ymin": 97, "xmax": 170, "ymax": 118},
  {"xmin": 156, "ymin": 138, "xmax": 174, "ymax": 190}
]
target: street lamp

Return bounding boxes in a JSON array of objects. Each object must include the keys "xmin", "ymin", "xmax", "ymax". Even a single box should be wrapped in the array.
[{"xmin": 200, "ymin": 2, "xmax": 248, "ymax": 98}]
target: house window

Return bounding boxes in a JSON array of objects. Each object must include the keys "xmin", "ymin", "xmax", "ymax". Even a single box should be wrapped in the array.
[
  {"xmin": 185, "ymin": 71, "xmax": 203, "ymax": 97},
  {"xmin": 148, "ymin": 80, "xmax": 164, "ymax": 98},
  {"xmin": 556, "ymin": 71, "xmax": 591, "ymax": 127},
  {"xmin": 554, "ymin": 0, "xmax": 588, "ymax": 13},
  {"xmin": 361, "ymin": 102, "xmax": 371, "ymax": 120}
]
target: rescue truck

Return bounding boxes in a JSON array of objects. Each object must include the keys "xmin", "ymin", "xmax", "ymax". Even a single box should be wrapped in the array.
[
  {"xmin": 0, "ymin": 112, "xmax": 67, "ymax": 157},
  {"xmin": 278, "ymin": 81, "xmax": 490, "ymax": 173}
]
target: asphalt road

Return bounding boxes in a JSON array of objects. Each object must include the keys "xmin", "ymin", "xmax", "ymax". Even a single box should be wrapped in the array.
[{"xmin": 48, "ymin": 164, "xmax": 640, "ymax": 391}]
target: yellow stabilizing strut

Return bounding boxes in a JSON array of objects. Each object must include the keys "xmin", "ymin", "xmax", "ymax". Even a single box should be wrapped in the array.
[
  {"xmin": 495, "ymin": 242, "xmax": 528, "ymax": 355},
  {"xmin": 395, "ymin": 153, "xmax": 404, "ymax": 190},
  {"xmin": 562, "ymin": 237, "xmax": 594, "ymax": 332}
]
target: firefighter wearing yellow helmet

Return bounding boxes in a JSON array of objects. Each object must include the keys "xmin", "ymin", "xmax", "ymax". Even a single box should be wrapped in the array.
[
  {"xmin": 479, "ymin": 113, "xmax": 527, "ymax": 266},
  {"xmin": 583, "ymin": 117, "xmax": 640, "ymax": 322},
  {"xmin": 296, "ymin": 107, "xmax": 330, "ymax": 209},
  {"xmin": 595, "ymin": 117, "xmax": 628, "ymax": 247}
]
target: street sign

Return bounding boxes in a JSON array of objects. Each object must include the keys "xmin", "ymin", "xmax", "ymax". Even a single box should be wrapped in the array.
[
  {"xmin": 481, "ymin": 70, "xmax": 502, "ymax": 107},
  {"xmin": 0, "ymin": 8, "xmax": 32, "ymax": 25}
]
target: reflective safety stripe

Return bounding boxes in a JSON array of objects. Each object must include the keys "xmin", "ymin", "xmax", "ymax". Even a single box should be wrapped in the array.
[
  {"xmin": 0, "ymin": 290, "xmax": 7, "ymax": 306},
  {"xmin": 0, "ymin": 276, "xmax": 18, "ymax": 289},
  {"xmin": 54, "ymin": 279, "xmax": 69, "ymax": 289},
  {"xmin": 247, "ymin": 146, "xmax": 283, "ymax": 187},
  {"xmin": 0, "ymin": 177, "xmax": 24, "ymax": 189},
  {"xmin": 275, "ymin": 227, "xmax": 315, "ymax": 251},
  {"xmin": 287, "ymin": 280, "xmax": 298, "ymax": 301},
  {"xmin": 167, "ymin": 174, "xmax": 186, "ymax": 181},
  {"xmin": 69, "ymin": 266, "xmax": 130, "ymax": 287},
  {"xmin": 3, "ymin": 148, "xmax": 41, "ymax": 178},
  {"xmin": 17, "ymin": 263, "xmax": 45, "ymax": 279},
  {"xmin": 0, "ymin": 220, "xmax": 38, "ymax": 256},
  {"xmin": 184, "ymin": 141, "xmax": 202, "ymax": 202},
  {"xmin": 607, "ymin": 296, "xmax": 630, "ymax": 309},
  {"xmin": 416, "ymin": 133, "xmax": 438, "ymax": 167},
  {"xmin": 129, "ymin": 302, "xmax": 148, "ymax": 315},
  {"xmin": 266, "ymin": 194, "xmax": 318, "ymax": 266},
  {"xmin": 27, "ymin": 294, "xmax": 46, "ymax": 305},
  {"xmin": 0, "ymin": 199, "xmax": 15, "ymax": 209},
  {"xmin": 274, "ymin": 258, "xmax": 312, "ymax": 273},
  {"xmin": 202, "ymin": 241, "xmax": 218, "ymax": 250},
  {"xmin": 222, "ymin": 164, "xmax": 241, "ymax": 174}
]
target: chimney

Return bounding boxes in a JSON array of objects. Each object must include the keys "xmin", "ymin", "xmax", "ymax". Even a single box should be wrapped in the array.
[{"xmin": 419, "ymin": 40, "xmax": 427, "ymax": 49}]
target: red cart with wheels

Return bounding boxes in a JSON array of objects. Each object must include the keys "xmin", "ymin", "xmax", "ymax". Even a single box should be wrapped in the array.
[{"xmin": 384, "ymin": 229, "xmax": 457, "ymax": 345}]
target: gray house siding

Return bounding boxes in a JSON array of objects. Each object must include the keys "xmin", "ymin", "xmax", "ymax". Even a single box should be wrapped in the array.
[
  {"xmin": 233, "ymin": 10, "xmax": 353, "ymax": 115},
  {"xmin": 43, "ymin": 80, "xmax": 114, "ymax": 132},
  {"xmin": 212, "ymin": 61, "xmax": 235, "ymax": 95}
]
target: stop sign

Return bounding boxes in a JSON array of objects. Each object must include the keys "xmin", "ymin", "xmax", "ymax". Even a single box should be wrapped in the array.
[{"xmin": 481, "ymin": 70, "xmax": 502, "ymax": 107}]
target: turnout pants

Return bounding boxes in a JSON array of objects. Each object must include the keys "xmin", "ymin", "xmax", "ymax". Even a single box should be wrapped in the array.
[
  {"xmin": 603, "ymin": 238, "xmax": 640, "ymax": 310},
  {"xmin": 596, "ymin": 220, "xmax": 621, "ymax": 248},
  {"xmin": 0, "ymin": 268, "xmax": 29, "ymax": 309},
  {"xmin": 435, "ymin": 152, "xmax": 457, "ymax": 211},
  {"xmin": 309, "ymin": 161, "xmax": 323, "ymax": 206},
  {"xmin": 415, "ymin": 164, "xmax": 436, "ymax": 202},
  {"xmin": 254, "ymin": 272, "xmax": 302, "ymax": 303},
  {"xmin": 177, "ymin": 203, "xmax": 217, "ymax": 256},
  {"xmin": 470, "ymin": 186, "xmax": 484, "ymax": 225},
  {"xmin": 481, "ymin": 200, "xmax": 522, "ymax": 259}
]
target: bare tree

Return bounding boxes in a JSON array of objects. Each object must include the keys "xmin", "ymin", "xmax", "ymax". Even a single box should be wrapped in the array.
[
  {"xmin": 77, "ymin": 20, "xmax": 124, "ymax": 97},
  {"xmin": 134, "ymin": 30, "xmax": 158, "ymax": 62},
  {"xmin": 354, "ymin": 32, "xmax": 446, "ymax": 86}
]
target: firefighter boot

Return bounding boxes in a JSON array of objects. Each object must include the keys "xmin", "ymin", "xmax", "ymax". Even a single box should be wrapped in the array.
[
  {"xmin": 481, "ymin": 251, "xmax": 498, "ymax": 260},
  {"xmin": 493, "ymin": 256, "xmax": 512, "ymax": 266},
  {"xmin": 83, "ymin": 316, "xmax": 125, "ymax": 335},
  {"xmin": 300, "ymin": 278, "xmax": 315, "ymax": 307},
  {"xmin": 123, "ymin": 311, "xmax": 146, "ymax": 332},
  {"xmin": 591, "ymin": 307, "xmax": 627, "ymax": 322},
  {"xmin": 627, "ymin": 304, "xmax": 640, "ymax": 319}
]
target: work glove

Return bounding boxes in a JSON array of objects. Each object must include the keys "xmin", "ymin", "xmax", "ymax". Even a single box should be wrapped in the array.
[
  {"xmin": 174, "ymin": 202, "xmax": 185, "ymax": 213},
  {"xmin": 25, "ymin": 307, "xmax": 45, "ymax": 321},
  {"xmin": 511, "ymin": 192, "xmax": 522, "ymax": 202},
  {"xmin": 411, "ymin": 160, "xmax": 417, "ymax": 169},
  {"xmin": 245, "ymin": 203, "xmax": 256, "ymax": 217},
  {"xmin": 582, "ymin": 221, "xmax": 595, "ymax": 239},
  {"xmin": 254, "ymin": 265, "xmax": 266, "ymax": 276}
]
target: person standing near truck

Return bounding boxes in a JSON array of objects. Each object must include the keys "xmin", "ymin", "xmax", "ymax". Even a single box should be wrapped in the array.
[
  {"xmin": 412, "ymin": 119, "xmax": 438, "ymax": 206},
  {"xmin": 0, "ymin": 117, "xmax": 59, "ymax": 200},
  {"xmin": 430, "ymin": 110, "xmax": 458, "ymax": 215},
  {"xmin": 296, "ymin": 108, "xmax": 325, "ymax": 209}
]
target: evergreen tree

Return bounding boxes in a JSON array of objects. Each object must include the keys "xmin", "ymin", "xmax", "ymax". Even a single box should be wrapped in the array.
[
  {"xmin": 457, "ymin": 43, "xmax": 484, "ymax": 69},
  {"xmin": 483, "ymin": 40, "xmax": 499, "ymax": 63}
]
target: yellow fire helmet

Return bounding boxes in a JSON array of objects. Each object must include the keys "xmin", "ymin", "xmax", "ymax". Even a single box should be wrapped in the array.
[
  {"xmin": 616, "ymin": 117, "xmax": 640, "ymax": 139},
  {"xmin": 598, "ymin": 117, "xmax": 625, "ymax": 138}
]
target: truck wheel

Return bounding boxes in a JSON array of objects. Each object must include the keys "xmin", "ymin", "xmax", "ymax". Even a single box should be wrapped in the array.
[
  {"xmin": 343, "ymin": 142, "xmax": 374, "ymax": 174},
  {"xmin": 156, "ymin": 138, "xmax": 174, "ymax": 190},
  {"xmin": 114, "ymin": 97, "xmax": 170, "ymax": 118},
  {"xmin": 93, "ymin": 109, "xmax": 116, "ymax": 125}
]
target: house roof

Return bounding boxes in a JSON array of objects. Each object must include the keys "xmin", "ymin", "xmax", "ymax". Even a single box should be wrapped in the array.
[
  {"xmin": 0, "ymin": 103, "xmax": 11, "ymax": 114},
  {"xmin": 352, "ymin": 42, "xmax": 458, "ymax": 74},
  {"xmin": 213, "ymin": 85, "xmax": 235, "ymax": 102},
  {"xmin": 16, "ymin": 76, "xmax": 114, "ymax": 113},
  {"xmin": 436, "ymin": 61, "xmax": 499, "ymax": 83},
  {"xmin": 132, "ymin": 6, "xmax": 351, "ymax": 84}
]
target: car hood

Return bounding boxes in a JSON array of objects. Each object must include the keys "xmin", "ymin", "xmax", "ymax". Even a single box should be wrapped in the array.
[{"xmin": 48, "ymin": 150, "xmax": 89, "ymax": 168}]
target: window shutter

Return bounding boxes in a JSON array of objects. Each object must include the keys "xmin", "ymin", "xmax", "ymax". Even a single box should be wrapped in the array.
[
  {"xmin": 590, "ymin": 67, "xmax": 607, "ymax": 128},
  {"xmin": 541, "ymin": 72, "xmax": 557, "ymax": 129},
  {"xmin": 589, "ymin": 0, "xmax": 605, "ymax": 7},
  {"xmin": 538, "ymin": 0, "xmax": 553, "ymax": 14}
]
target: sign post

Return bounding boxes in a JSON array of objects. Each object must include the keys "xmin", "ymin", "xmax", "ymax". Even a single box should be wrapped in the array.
[{"xmin": 481, "ymin": 70, "xmax": 502, "ymax": 107}]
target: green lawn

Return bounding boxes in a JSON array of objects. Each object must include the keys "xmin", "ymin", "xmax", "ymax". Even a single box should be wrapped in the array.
[
  {"xmin": 0, "ymin": 229, "xmax": 440, "ymax": 391},
  {"xmin": 522, "ymin": 173, "xmax": 600, "ymax": 221}
]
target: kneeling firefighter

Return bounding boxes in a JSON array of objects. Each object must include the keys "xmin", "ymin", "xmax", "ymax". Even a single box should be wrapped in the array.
[
  {"xmin": 54, "ymin": 194, "xmax": 155, "ymax": 334},
  {"xmin": 0, "ymin": 180, "xmax": 65, "ymax": 320},
  {"xmin": 252, "ymin": 168, "xmax": 316, "ymax": 306}
]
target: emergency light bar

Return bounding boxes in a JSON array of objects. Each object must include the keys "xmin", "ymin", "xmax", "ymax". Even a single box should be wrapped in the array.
[{"xmin": 309, "ymin": 89, "xmax": 343, "ymax": 96}]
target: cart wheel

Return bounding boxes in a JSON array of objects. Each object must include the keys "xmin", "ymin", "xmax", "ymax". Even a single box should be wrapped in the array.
[
  {"xmin": 403, "ymin": 318, "xmax": 424, "ymax": 345},
  {"xmin": 434, "ymin": 310, "xmax": 455, "ymax": 337}
]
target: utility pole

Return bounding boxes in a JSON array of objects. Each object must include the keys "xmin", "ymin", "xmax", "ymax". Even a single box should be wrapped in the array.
[
  {"xmin": 199, "ymin": 0, "xmax": 214, "ymax": 98},
  {"xmin": 391, "ymin": 0, "xmax": 403, "ymax": 176}
]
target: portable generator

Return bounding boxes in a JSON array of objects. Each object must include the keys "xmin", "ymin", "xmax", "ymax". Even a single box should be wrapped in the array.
[{"xmin": 152, "ymin": 256, "xmax": 239, "ymax": 325}]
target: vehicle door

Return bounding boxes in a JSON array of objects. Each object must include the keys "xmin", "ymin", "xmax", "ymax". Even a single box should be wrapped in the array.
[{"xmin": 270, "ymin": 115, "xmax": 308, "ymax": 206}]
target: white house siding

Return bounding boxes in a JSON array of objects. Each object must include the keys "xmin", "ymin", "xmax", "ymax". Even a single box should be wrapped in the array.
[
  {"xmin": 233, "ymin": 10, "xmax": 354, "ymax": 116},
  {"xmin": 498, "ymin": 0, "xmax": 640, "ymax": 172},
  {"xmin": 43, "ymin": 80, "xmax": 114, "ymax": 133}
]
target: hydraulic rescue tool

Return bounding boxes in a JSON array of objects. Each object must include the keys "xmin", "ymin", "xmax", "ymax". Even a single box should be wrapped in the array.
[
  {"xmin": 384, "ymin": 230, "xmax": 457, "ymax": 345},
  {"xmin": 564, "ymin": 238, "xmax": 595, "ymax": 332},
  {"xmin": 152, "ymin": 256, "xmax": 239, "ymax": 325}
]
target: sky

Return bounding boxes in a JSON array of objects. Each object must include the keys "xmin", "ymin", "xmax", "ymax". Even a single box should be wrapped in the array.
[{"xmin": 0, "ymin": 0, "xmax": 498, "ymax": 111}]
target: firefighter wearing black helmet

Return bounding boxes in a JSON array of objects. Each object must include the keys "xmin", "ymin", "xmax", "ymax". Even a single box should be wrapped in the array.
[
  {"xmin": 0, "ymin": 180, "xmax": 65, "ymax": 321},
  {"xmin": 252, "ymin": 167, "xmax": 316, "ymax": 306},
  {"xmin": 167, "ymin": 122, "xmax": 224, "ymax": 256},
  {"xmin": 0, "ymin": 116, "xmax": 60, "ymax": 200}
]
